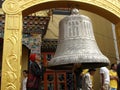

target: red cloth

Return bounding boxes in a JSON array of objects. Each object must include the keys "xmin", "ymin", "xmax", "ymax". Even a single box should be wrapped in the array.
[{"xmin": 29, "ymin": 54, "xmax": 36, "ymax": 62}]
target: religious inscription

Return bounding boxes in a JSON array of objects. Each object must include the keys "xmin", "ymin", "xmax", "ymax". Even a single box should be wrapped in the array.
[{"xmin": 67, "ymin": 20, "xmax": 79, "ymax": 38}]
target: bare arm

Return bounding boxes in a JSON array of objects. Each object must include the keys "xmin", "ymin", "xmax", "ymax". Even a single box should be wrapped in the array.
[
  {"xmin": 100, "ymin": 73, "xmax": 104, "ymax": 90},
  {"xmin": 110, "ymin": 75, "xmax": 118, "ymax": 81}
]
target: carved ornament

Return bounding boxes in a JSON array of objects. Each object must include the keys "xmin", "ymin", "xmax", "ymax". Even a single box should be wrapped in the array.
[{"xmin": 2, "ymin": 0, "xmax": 20, "ymax": 14}]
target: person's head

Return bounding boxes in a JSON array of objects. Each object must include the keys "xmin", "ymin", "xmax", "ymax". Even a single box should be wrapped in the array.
[
  {"xmin": 23, "ymin": 70, "xmax": 28, "ymax": 77},
  {"xmin": 29, "ymin": 53, "xmax": 41, "ymax": 62},
  {"xmin": 35, "ymin": 54, "xmax": 41, "ymax": 61},
  {"xmin": 88, "ymin": 68, "xmax": 96, "ymax": 75},
  {"xmin": 111, "ymin": 63, "xmax": 117, "ymax": 71}
]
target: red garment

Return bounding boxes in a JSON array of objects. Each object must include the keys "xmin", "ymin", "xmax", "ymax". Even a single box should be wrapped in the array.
[{"xmin": 27, "ymin": 62, "xmax": 41, "ymax": 90}]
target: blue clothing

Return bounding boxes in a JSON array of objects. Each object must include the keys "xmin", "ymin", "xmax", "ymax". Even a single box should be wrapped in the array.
[{"xmin": 110, "ymin": 88, "xmax": 117, "ymax": 90}]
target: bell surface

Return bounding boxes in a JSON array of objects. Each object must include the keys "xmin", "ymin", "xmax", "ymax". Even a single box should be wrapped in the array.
[{"xmin": 48, "ymin": 9, "xmax": 110, "ymax": 70}]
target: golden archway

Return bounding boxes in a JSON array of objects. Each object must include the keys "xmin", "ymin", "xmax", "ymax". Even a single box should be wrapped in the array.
[{"xmin": 1, "ymin": 0, "xmax": 120, "ymax": 90}]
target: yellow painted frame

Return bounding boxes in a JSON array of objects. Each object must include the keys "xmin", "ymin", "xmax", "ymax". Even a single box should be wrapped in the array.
[{"xmin": 1, "ymin": 0, "xmax": 120, "ymax": 90}]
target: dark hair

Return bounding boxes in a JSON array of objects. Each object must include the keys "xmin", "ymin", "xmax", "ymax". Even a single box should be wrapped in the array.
[
  {"xmin": 88, "ymin": 68, "xmax": 96, "ymax": 72},
  {"xmin": 23, "ymin": 70, "xmax": 28, "ymax": 74},
  {"xmin": 111, "ymin": 63, "xmax": 116, "ymax": 69}
]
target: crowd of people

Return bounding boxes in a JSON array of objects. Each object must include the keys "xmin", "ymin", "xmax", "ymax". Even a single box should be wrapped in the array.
[
  {"xmin": 21, "ymin": 53, "xmax": 120, "ymax": 90},
  {"xmin": 75, "ymin": 63, "xmax": 119, "ymax": 90}
]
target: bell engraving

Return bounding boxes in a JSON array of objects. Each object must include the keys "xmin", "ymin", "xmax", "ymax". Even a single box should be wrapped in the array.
[{"xmin": 48, "ymin": 9, "xmax": 110, "ymax": 70}]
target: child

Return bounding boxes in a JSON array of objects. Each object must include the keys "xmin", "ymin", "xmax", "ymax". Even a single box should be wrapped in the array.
[{"xmin": 22, "ymin": 70, "xmax": 28, "ymax": 90}]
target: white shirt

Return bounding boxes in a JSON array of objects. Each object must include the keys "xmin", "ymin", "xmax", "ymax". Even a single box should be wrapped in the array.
[
  {"xmin": 100, "ymin": 67, "xmax": 110, "ymax": 84},
  {"xmin": 22, "ymin": 77, "xmax": 27, "ymax": 90},
  {"xmin": 82, "ymin": 72, "xmax": 93, "ymax": 90}
]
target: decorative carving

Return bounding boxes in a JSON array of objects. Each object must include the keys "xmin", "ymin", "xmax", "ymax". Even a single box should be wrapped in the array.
[
  {"xmin": 21, "ymin": 0, "xmax": 40, "ymax": 9},
  {"xmin": 15, "ymin": 0, "xmax": 120, "ymax": 19},
  {"xmin": 2, "ymin": 0, "xmax": 20, "ymax": 14},
  {"xmin": 2, "ymin": 0, "xmax": 120, "ymax": 18},
  {"xmin": 5, "ymin": 71, "xmax": 17, "ymax": 90},
  {"xmin": 7, "ymin": 15, "xmax": 20, "ymax": 30},
  {"xmin": 1, "ymin": 0, "xmax": 120, "ymax": 90},
  {"xmin": 96, "ymin": 0, "xmax": 120, "ymax": 15},
  {"xmin": 1, "ymin": 14, "xmax": 22, "ymax": 90},
  {"xmin": 4, "ymin": 30, "xmax": 18, "ymax": 90}
]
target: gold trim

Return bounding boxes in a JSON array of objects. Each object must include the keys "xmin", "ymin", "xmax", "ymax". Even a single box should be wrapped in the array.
[
  {"xmin": 1, "ymin": 14, "xmax": 22, "ymax": 90},
  {"xmin": 2, "ymin": 0, "xmax": 20, "ymax": 14},
  {"xmin": 1, "ymin": 0, "xmax": 120, "ymax": 90}
]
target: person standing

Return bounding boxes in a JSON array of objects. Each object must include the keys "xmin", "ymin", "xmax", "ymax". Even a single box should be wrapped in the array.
[
  {"xmin": 22, "ymin": 70, "xmax": 28, "ymax": 90},
  {"xmin": 74, "ymin": 67, "xmax": 83, "ymax": 90},
  {"xmin": 117, "ymin": 62, "xmax": 120, "ymax": 90},
  {"xmin": 100, "ymin": 67, "xmax": 110, "ymax": 90},
  {"xmin": 109, "ymin": 63, "xmax": 118, "ymax": 90},
  {"xmin": 82, "ymin": 68, "xmax": 96, "ymax": 90},
  {"xmin": 27, "ymin": 53, "xmax": 44, "ymax": 90}
]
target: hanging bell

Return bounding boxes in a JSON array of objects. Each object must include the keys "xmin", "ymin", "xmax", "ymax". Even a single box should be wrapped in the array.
[{"xmin": 48, "ymin": 9, "xmax": 110, "ymax": 70}]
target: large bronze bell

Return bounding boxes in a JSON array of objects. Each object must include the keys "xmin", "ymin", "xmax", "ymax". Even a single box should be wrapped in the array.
[{"xmin": 48, "ymin": 9, "xmax": 110, "ymax": 70}]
